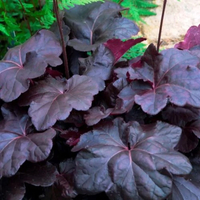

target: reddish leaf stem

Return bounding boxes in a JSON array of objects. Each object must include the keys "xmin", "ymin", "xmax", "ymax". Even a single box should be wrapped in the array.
[
  {"xmin": 18, "ymin": 0, "xmax": 32, "ymax": 36},
  {"xmin": 38, "ymin": 0, "xmax": 42, "ymax": 10},
  {"xmin": 157, "ymin": 0, "xmax": 167, "ymax": 52},
  {"xmin": 53, "ymin": 0, "xmax": 70, "ymax": 79}
]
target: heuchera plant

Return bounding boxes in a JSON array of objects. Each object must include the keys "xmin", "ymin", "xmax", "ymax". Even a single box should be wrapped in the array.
[{"xmin": 1, "ymin": 1, "xmax": 200, "ymax": 200}]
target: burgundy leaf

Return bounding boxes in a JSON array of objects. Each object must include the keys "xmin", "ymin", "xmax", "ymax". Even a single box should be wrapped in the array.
[
  {"xmin": 19, "ymin": 75, "xmax": 99, "ymax": 131},
  {"xmin": 130, "ymin": 44, "xmax": 200, "ymax": 115},
  {"xmin": 0, "ymin": 29, "xmax": 62, "ymax": 102},
  {"xmin": 175, "ymin": 25, "xmax": 200, "ymax": 50},
  {"xmin": 168, "ymin": 176, "xmax": 200, "ymax": 200},
  {"xmin": 45, "ymin": 67, "xmax": 63, "ymax": 77},
  {"xmin": 104, "ymin": 38, "xmax": 146, "ymax": 64},
  {"xmin": 60, "ymin": 129, "xmax": 81, "ymax": 146},
  {"xmin": 84, "ymin": 106, "xmax": 114, "ymax": 126},
  {"xmin": 0, "ymin": 105, "xmax": 56, "ymax": 178},
  {"xmin": 72, "ymin": 118, "xmax": 192, "ymax": 200},
  {"xmin": 56, "ymin": 159, "xmax": 77, "ymax": 199},
  {"xmin": 64, "ymin": 2, "xmax": 139, "ymax": 51},
  {"xmin": 79, "ymin": 44, "xmax": 114, "ymax": 91}
]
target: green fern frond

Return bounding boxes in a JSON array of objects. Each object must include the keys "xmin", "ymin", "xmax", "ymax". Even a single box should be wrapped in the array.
[
  {"xmin": 57, "ymin": 0, "xmax": 104, "ymax": 10},
  {"xmin": 0, "ymin": 23, "xmax": 9, "ymax": 36},
  {"xmin": 117, "ymin": 0, "xmax": 157, "ymax": 23},
  {"xmin": 122, "ymin": 42, "xmax": 146, "ymax": 60}
]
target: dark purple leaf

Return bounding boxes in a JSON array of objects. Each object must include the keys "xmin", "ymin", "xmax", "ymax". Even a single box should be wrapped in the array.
[
  {"xmin": 19, "ymin": 162, "xmax": 57, "ymax": 187},
  {"xmin": 0, "ymin": 29, "xmax": 62, "ymax": 102},
  {"xmin": 50, "ymin": 20, "xmax": 70, "ymax": 47},
  {"xmin": 42, "ymin": 186, "xmax": 68, "ymax": 200},
  {"xmin": 67, "ymin": 47, "xmax": 88, "ymax": 75},
  {"xmin": 72, "ymin": 118, "xmax": 192, "ymax": 199},
  {"xmin": 0, "ymin": 104, "xmax": 56, "ymax": 178},
  {"xmin": 104, "ymin": 38, "xmax": 146, "ymax": 64},
  {"xmin": 19, "ymin": 75, "xmax": 99, "ymax": 131},
  {"xmin": 0, "ymin": 162, "xmax": 57, "ymax": 200},
  {"xmin": 188, "ymin": 45, "xmax": 200, "ymax": 62},
  {"xmin": 161, "ymin": 105, "xmax": 200, "ymax": 127},
  {"xmin": 103, "ymin": 78, "xmax": 129, "ymax": 114},
  {"xmin": 112, "ymin": 80, "xmax": 152, "ymax": 114},
  {"xmin": 65, "ymin": 110, "xmax": 85, "ymax": 127},
  {"xmin": 189, "ymin": 119, "xmax": 200, "ymax": 138},
  {"xmin": 102, "ymin": 78, "xmax": 128, "ymax": 108},
  {"xmin": 175, "ymin": 127, "xmax": 199, "ymax": 153},
  {"xmin": 168, "ymin": 176, "xmax": 200, "ymax": 200},
  {"xmin": 128, "ymin": 43, "xmax": 160, "ymax": 84},
  {"xmin": 0, "ymin": 176, "xmax": 25, "ymax": 200},
  {"xmin": 56, "ymin": 159, "xmax": 77, "ymax": 199},
  {"xmin": 84, "ymin": 106, "xmax": 114, "ymax": 126},
  {"xmin": 130, "ymin": 44, "xmax": 200, "ymax": 115},
  {"xmin": 64, "ymin": 2, "xmax": 139, "ymax": 51},
  {"xmin": 79, "ymin": 44, "xmax": 114, "ymax": 91},
  {"xmin": 114, "ymin": 66, "xmax": 129, "ymax": 79},
  {"xmin": 128, "ymin": 64, "xmax": 154, "ymax": 83},
  {"xmin": 187, "ymin": 162, "xmax": 200, "ymax": 187},
  {"xmin": 161, "ymin": 106, "xmax": 200, "ymax": 153},
  {"xmin": 124, "ymin": 104, "xmax": 148, "ymax": 124},
  {"xmin": 175, "ymin": 25, "xmax": 200, "ymax": 50}
]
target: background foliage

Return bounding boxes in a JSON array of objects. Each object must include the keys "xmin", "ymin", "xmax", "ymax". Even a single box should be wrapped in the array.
[{"xmin": 0, "ymin": 0, "xmax": 157, "ymax": 59}]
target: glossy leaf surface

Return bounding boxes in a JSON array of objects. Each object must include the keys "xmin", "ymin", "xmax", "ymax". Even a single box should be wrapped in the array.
[
  {"xmin": 19, "ymin": 75, "xmax": 99, "ymax": 130},
  {"xmin": 64, "ymin": 2, "xmax": 139, "ymax": 51},
  {"xmin": 72, "ymin": 118, "xmax": 192, "ymax": 200},
  {"xmin": 0, "ymin": 30, "xmax": 62, "ymax": 102},
  {"xmin": 130, "ymin": 44, "xmax": 200, "ymax": 114},
  {"xmin": 0, "ymin": 105, "xmax": 56, "ymax": 178}
]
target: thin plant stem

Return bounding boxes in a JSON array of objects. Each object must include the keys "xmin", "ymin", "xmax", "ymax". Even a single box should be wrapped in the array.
[
  {"xmin": 38, "ymin": 0, "xmax": 42, "ymax": 10},
  {"xmin": 53, "ymin": 0, "xmax": 70, "ymax": 79},
  {"xmin": 157, "ymin": 0, "xmax": 167, "ymax": 52},
  {"xmin": 18, "ymin": 0, "xmax": 32, "ymax": 36},
  {"xmin": 32, "ymin": 0, "xmax": 42, "ymax": 26}
]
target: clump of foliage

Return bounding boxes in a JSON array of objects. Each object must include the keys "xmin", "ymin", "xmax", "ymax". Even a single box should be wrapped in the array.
[
  {"xmin": 0, "ymin": 0, "xmax": 156, "ymax": 59},
  {"xmin": 1, "ymin": 1, "xmax": 200, "ymax": 200},
  {"xmin": 0, "ymin": 0, "xmax": 103, "ymax": 59}
]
